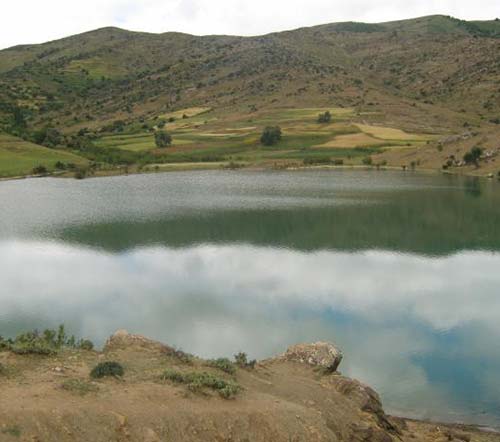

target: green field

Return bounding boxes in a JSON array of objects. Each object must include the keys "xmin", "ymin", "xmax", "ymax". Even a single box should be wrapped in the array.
[
  {"xmin": 0, "ymin": 106, "xmax": 437, "ymax": 178},
  {"xmin": 87, "ymin": 107, "xmax": 432, "ymax": 167},
  {"xmin": 0, "ymin": 133, "xmax": 88, "ymax": 177}
]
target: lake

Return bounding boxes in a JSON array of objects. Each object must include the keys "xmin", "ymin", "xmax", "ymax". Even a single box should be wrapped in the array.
[{"xmin": 1, "ymin": 170, "xmax": 500, "ymax": 428}]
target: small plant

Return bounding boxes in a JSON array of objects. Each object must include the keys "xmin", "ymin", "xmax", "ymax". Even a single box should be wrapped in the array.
[
  {"xmin": 0, "ymin": 362, "xmax": 6, "ymax": 375},
  {"xmin": 90, "ymin": 361, "xmax": 124, "ymax": 379},
  {"xmin": 206, "ymin": 357, "xmax": 236, "ymax": 374},
  {"xmin": 234, "ymin": 352, "xmax": 256, "ymax": 369},
  {"xmin": 362, "ymin": 156, "xmax": 373, "ymax": 166},
  {"xmin": 62, "ymin": 379, "xmax": 99, "ymax": 396},
  {"xmin": 260, "ymin": 126, "xmax": 282, "ymax": 146},
  {"xmin": 161, "ymin": 369, "xmax": 241, "ymax": 399}
]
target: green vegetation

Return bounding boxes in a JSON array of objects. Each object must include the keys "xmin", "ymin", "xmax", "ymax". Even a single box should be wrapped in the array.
[
  {"xmin": 161, "ymin": 369, "xmax": 241, "ymax": 399},
  {"xmin": 90, "ymin": 361, "xmax": 124, "ymax": 379},
  {"xmin": 260, "ymin": 126, "xmax": 282, "ymax": 146},
  {"xmin": 317, "ymin": 111, "xmax": 332, "ymax": 124},
  {"xmin": 154, "ymin": 131, "xmax": 172, "ymax": 148},
  {"xmin": 0, "ymin": 132, "xmax": 88, "ymax": 178},
  {"xmin": 234, "ymin": 352, "xmax": 256, "ymax": 369},
  {"xmin": 62, "ymin": 379, "xmax": 99, "ymax": 396},
  {"xmin": 0, "ymin": 325, "xmax": 95, "ymax": 356},
  {"xmin": 206, "ymin": 358, "xmax": 236, "ymax": 374},
  {"xmin": 463, "ymin": 147, "xmax": 483, "ymax": 165},
  {"xmin": 1, "ymin": 425, "xmax": 21, "ymax": 438}
]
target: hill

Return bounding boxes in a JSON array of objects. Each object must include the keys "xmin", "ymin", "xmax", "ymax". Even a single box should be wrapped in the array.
[{"xmin": 0, "ymin": 15, "xmax": 499, "ymax": 178}]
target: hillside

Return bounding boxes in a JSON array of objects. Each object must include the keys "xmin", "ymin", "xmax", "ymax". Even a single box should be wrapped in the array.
[
  {"xmin": 0, "ymin": 15, "xmax": 499, "ymax": 178},
  {"xmin": 1, "ymin": 330, "xmax": 499, "ymax": 441}
]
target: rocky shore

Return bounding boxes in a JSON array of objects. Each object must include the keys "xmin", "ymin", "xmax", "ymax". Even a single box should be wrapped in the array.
[{"xmin": 0, "ymin": 330, "xmax": 498, "ymax": 442}]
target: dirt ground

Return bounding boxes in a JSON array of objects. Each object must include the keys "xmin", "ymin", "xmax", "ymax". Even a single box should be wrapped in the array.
[{"xmin": 0, "ymin": 331, "xmax": 498, "ymax": 442}]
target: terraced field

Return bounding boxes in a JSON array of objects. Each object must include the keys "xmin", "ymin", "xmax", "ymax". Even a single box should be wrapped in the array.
[{"xmin": 89, "ymin": 107, "xmax": 435, "ymax": 167}]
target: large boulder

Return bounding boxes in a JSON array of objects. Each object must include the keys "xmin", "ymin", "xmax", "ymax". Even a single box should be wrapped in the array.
[{"xmin": 281, "ymin": 341, "xmax": 343, "ymax": 372}]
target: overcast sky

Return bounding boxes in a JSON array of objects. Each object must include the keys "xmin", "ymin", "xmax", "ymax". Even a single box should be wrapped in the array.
[{"xmin": 1, "ymin": 0, "xmax": 499, "ymax": 49}]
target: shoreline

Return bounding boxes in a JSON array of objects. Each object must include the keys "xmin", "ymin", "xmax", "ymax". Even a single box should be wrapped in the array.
[
  {"xmin": 1, "ymin": 162, "xmax": 499, "ymax": 183},
  {"xmin": 1, "ymin": 330, "xmax": 499, "ymax": 439}
]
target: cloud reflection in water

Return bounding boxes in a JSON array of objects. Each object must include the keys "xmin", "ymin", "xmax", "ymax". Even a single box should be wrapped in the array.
[{"xmin": 1, "ymin": 240, "xmax": 500, "ymax": 426}]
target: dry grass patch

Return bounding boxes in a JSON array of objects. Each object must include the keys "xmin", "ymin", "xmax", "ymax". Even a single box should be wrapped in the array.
[
  {"xmin": 355, "ymin": 124, "xmax": 430, "ymax": 141},
  {"xmin": 316, "ymin": 133, "xmax": 387, "ymax": 149},
  {"xmin": 162, "ymin": 107, "xmax": 212, "ymax": 120}
]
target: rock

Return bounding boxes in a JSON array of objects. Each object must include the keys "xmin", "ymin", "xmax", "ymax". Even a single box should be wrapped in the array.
[
  {"xmin": 281, "ymin": 341, "xmax": 343, "ymax": 372},
  {"xmin": 104, "ymin": 329, "xmax": 174, "ymax": 354}
]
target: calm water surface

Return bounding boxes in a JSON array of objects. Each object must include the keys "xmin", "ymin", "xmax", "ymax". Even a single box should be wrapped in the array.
[{"xmin": 1, "ymin": 170, "xmax": 500, "ymax": 427}]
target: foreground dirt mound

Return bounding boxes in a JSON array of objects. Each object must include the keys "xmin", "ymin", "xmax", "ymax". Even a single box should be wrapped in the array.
[{"xmin": 0, "ymin": 331, "xmax": 498, "ymax": 442}]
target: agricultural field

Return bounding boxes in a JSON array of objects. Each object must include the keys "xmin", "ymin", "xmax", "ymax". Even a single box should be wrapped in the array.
[
  {"xmin": 86, "ymin": 106, "xmax": 436, "ymax": 169},
  {"xmin": 0, "ymin": 133, "xmax": 88, "ymax": 178}
]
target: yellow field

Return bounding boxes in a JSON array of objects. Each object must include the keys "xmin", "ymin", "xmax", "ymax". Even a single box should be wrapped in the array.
[
  {"xmin": 161, "ymin": 107, "xmax": 212, "ymax": 120},
  {"xmin": 315, "ymin": 133, "xmax": 387, "ymax": 148},
  {"xmin": 355, "ymin": 124, "xmax": 429, "ymax": 141}
]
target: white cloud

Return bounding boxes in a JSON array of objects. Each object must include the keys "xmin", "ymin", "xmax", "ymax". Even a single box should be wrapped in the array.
[{"xmin": 1, "ymin": 0, "xmax": 499, "ymax": 49}]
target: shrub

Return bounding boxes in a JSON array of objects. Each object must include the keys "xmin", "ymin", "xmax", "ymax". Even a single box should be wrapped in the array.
[
  {"xmin": 90, "ymin": 361, "xmax": 124, "ymax": 379},
  {"xmin": 8, "ymin": 325, "xmax": 92, "ymax": 356},
  {"xmin": 154, "ymin": 131, "xmax": 172, "ymax": 148},
  {"xmin": 54, "ymin": 161, "xmax": 66, "ymax": 170},
  {"xmin": 32, "ymin": 165, "xmax": 48, "ymax": 175},
  {"xmin": 234, "ymin": 352, "xmax": 256, "ymax": 369},
  {"xmin": 362, "ymin": 156, "xmax": 373, "ymax": 165},
  {"xmin": 206, "ymin": 357, "xmax": 236, "ymax": 374},
  {"xmin": 260, "ymin": 126, "xmax": 282, "ymax": 146},
  {"xmin": 161, "ymin": 370, "xmax": 241, "ymax": 399},
  {"xmin": 303, "ymin": 157, "xmax": 331, "ymax": 165},
  {"xmin": 317, "ymin": 111, "xmax": 332, "ymax": 123},
  {"xmin": 463, "ymin": 146, "xmax": 483, "ymax": 165},
  {"xmin": 78, "ymin": 339, "xmax": 94, "ymax": 351}
]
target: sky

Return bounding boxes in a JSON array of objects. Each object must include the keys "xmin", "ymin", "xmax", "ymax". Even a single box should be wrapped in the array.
[{"xmin": 1, "ymin": 0, "xmax": 499, "ymax": 49}]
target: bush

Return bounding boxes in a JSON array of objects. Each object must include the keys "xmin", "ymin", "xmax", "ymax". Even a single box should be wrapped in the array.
[
  {"xmin": 7, "ymin": 325, "xmax": 93, "ymax": 356},
  {"xmin": 78, "ymin": 339, "xmax": 94, "ymax": 351},
  {"xmin": 317, "ymin": 111, "xmax": 332, "ymax": 123},
  {"xmin": 206, "ymin": 357, "xmax": 236, "ymax": 374},
  {"xmin": 463, "ymin": 146, "xmax": 483, "ymax": 165},
  {"xmin": 161, "ymin": 369, "xmax": 241, "ymax": 399},
  {"xmin": 32, "ymin": 165, "xmax": 48, "ymax": 175},
  {"xmin": 260, "ymin": 126, "xmax": 282, "ymax": 146},
  {"xmin": 362, "ymin": 156, "xmax": 373, "ymax": 165},
  {"xmin": 154, "ymin": 130, "xmax": 172, "ymax": 148},
  {"xmin": 303, "ymin": 156, "xmax": 331, "ymax": 165},
  {"xmin": 90, "ymin": 361, "xmax": 124, "ymax": 379},
  {"xmin": 234, "ymin": 352, "xmax": 256, "ymax": 369}
]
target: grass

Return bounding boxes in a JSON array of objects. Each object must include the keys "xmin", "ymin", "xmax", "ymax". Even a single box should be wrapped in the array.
[
  {"xmin": 354, "ymin": 124, "xmax": 432, "ymax": 141},
  {"xmin": 0, "ymin": 107, "xmax": 440, "ymax": 177},
  {"xmin": 206, "ymin": 358, "xmax": 236, "ymax": 374},
  {"xmin": 62, "ymin": 379, "xmax": 99, "ymax": 396},
  {"xmin": 0, "ymin": 133, "xmax": 87, "ymax": 177},
  {"xmin": 161, "ymin": 369, "xmax": 241, "ymax": 399},
  {"xmin": 1, "ymin": 425, "xmax": 21, "ymax": 438}
]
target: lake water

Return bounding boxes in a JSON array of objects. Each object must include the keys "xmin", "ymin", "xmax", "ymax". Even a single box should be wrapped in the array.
[{"xmin": 1, "ymin": 170, "xmax": 500, "ymax": 428}]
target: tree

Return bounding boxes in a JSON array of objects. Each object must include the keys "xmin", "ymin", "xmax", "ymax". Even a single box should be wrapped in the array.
[
  {"xmin": 155, "ymin": 131, "xmax": 172, "ymax": 148},
  {"xmin": 318, "ymin": 111, "xmax": 332, "ymax": 123},
  {"xmin": 260, "ymin": 126, "xmax": 282, "ymax": 146},
  {"xmin": 463, "ymin": 146, "xmax": 483, "ymax": 165}
]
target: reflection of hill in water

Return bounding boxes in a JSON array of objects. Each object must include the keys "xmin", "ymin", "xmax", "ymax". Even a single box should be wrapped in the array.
[{"xmin": 58, "ymin": 183, "xmax": 500, "ymax": 255}]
